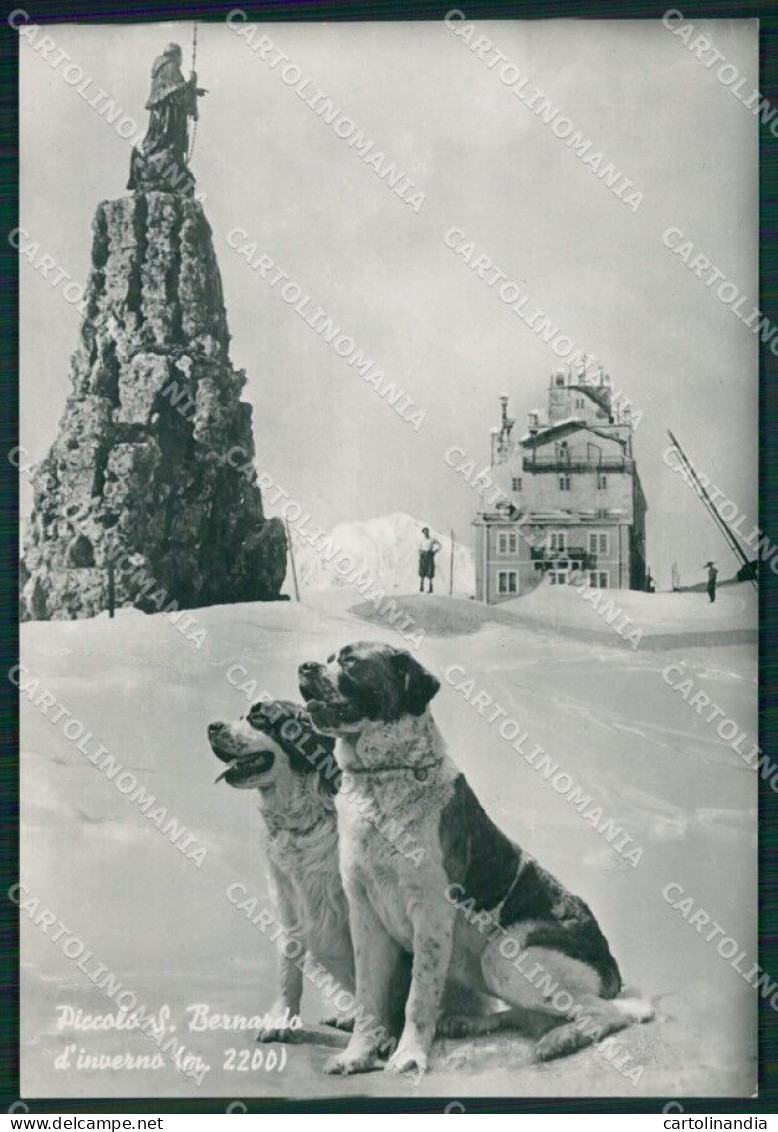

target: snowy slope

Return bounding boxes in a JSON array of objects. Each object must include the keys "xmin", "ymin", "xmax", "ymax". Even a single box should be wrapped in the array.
[
  {"xmin": 283, "ymin": 512, "xmax": 475, "ymax": 597},
  {"xmin": 507, "ymin": 579, "xmax": 757, "ymax": 632},
  {"xmin": 20, "ymin": 598, "xmax": 756, "ymax": 1098},
  {"xmin": 500, "ymin": 579, "xmax": 757, "ymax": 646}
]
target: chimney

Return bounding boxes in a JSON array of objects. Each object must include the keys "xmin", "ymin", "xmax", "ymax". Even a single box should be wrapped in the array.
[
  {"xmin": 528, "ymin": 410, "xmax": 539, "ymax": 435},
  {"xmin": 499, "ymin": 394, "xmax": 514, "ymax": 440}
]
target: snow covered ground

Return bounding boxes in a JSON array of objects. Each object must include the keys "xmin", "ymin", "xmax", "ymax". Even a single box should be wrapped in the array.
[
  {"xmin": 20, "ymin": 586, "xmax": 757, "ymax": 1098},
  {"xmin": 504, "ymin": 581, "xmax": 757, "ymax": 640}
]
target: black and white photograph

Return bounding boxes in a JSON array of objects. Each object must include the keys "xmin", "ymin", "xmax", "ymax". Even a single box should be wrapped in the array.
[{"xmin": 12, "ymin": 3, "xmax": 769, "ymax": 1110}]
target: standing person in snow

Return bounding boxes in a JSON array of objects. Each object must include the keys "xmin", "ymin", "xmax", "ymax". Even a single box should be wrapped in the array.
[
  {"xmin": 418, "ymin": 526, "xmax": 441, "ymax": 594},
  {"xmin": 705, "ymin": 561, "xmax": 718, "ymax": 603}
]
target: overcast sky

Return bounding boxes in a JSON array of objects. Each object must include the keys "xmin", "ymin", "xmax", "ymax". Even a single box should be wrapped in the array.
[{"xmin": 20, "ymin": 16, "xmax": 758, "ymax": 588}]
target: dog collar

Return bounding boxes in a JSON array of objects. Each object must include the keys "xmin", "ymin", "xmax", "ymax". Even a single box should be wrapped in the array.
[
  {"xmin": 345, "ymin": 761, "xmax": 440, "ymax": 783},
  {"xmin": 264, "ymin": 812, "xmax": 331, "ymax": 837}
]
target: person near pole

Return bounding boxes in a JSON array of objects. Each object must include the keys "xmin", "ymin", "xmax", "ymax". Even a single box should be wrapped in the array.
[{"xmin": 705, "ymin": 561, "xmax": 718, "ymax": 604}]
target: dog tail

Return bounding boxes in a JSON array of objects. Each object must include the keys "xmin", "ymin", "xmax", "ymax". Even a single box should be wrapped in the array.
[
  {"xmin": 534, "ymin": 995, "xmax": 654, "ymax": 1062},
  {"xmin": 610, "ymin": 995, "xmax": 655, "ymax": 1023}
]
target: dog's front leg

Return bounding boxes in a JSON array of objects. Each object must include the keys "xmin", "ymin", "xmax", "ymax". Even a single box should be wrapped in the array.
[
  {"xmin": 257, "ymin": 869, "xmax": 305, "ymax": 1043},
  {"xmin": 324, "ymin": 883, "xmax": 403, "ymax": 1076},
  {"xmin": 386, "ymin": 900, "xmax": 456, "ymax": 1076},
  {"xmin": 256, "ymin": 934, "xmax": 304, "ymax": 1042}
]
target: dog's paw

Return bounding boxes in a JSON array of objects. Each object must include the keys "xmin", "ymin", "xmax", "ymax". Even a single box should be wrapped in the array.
[
  {"xmin": 534, "ymin": 1025, "xmax": 586, "ymax": 1062},
  {"xmin": 323, "ymin": 1050, "xmax": 377, "ymax": 1075},
  {"xmin": 437, "ymin": 1014, "xmax": 474, "ymax": 1039},
  {"xmin": 255, "ymin": 1003, "xmax": 302, "ymax": 1044},
  {"xmin": 437, "ymin": 1013, "xmax": 502, "ymax": 1040},
  {"xmin": 385, "ymin": 1045, "xmax": 428, "ymax": 1076},
  {"xmin": 320, "ymin": 1011, "xmax": 355, "ymax": 1032}
]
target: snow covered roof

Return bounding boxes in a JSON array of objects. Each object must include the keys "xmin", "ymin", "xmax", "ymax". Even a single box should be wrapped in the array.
[
  {"xmin": 519, "ymin": 417, "xmax": 583, "ymax": 444},
  {"xmin": 520, "ymin": 419, "xmax": 626, "ymax": 449}
]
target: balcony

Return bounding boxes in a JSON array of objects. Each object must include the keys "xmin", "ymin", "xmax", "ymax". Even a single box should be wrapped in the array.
[
  {"xmin": 530, "ymin": 545, "xmax": 597, "ymax": 571},
  {"xmin": 522, "ymin": 456, "xmax": 633, "ymax": 474}
]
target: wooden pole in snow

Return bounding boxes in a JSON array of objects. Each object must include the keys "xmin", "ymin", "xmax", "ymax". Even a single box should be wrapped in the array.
[
  {"xmin": 285, "ymin": 517, "xmax": 300, "ymax": 602},
  {"xmin": 107, "ymin": 560, "xmax": 115, "ymax": 618},
  {"xmin": 449, "ymin": 529, "xmax": 455, "ymax": 596}
]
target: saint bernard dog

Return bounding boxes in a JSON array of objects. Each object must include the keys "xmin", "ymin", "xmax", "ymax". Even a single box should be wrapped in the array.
[
  {"xmin": 208, "ymin": 698, "xmax": 360, "ymax": 1041},
  {"xmin": 208, "ymin": 695, "xmax": 495, "ymax": 1055},
  {"xmin": 298, "ymin": 642, "xmax": 653, "ymax": 1076}
]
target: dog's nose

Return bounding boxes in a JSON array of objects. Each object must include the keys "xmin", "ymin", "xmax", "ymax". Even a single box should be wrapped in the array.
[
  {"xmin": 208, "ymin": 721, "xmax": 226, "ymax": 735},
  {"xmin": 298, "ymin": 662, "xmax": 320, "ymax": 676}
]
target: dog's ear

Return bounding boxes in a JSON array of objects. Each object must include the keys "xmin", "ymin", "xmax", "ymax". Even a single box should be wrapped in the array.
[
  {"xmin": 265, "ymin": 704, "xmax": 342, "ymax": 794},
  {"xmin": 393, "ymin": 652, "xmax": 440, "ymax": 716},
  {"xmin": 248, "ymin": 698, "xmax": 287, "ymax": 731}
]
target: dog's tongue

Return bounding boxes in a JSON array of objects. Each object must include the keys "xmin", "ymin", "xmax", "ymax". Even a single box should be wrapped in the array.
[{"xmin": 214, "ymin": 761, "xmax": 239, "ymax": 784}]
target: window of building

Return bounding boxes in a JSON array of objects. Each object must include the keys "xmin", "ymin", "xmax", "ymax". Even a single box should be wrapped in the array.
[
  {"xmin": 549, "ymin": 567, "xmax": 568, "ymax": 585},
  {"xmin": 597, "ymin": 473, "xmax": 607, "ymax": 490},
  {"xmin": 588, "ymin": 532, "xmax": 609, "ymax": 555},
  {"xmin": 559, "ymin": 475, "xmax": 571, "ymax": 491},
  {"xmin": 498, "ymin": 570, "xmax": 518, "ymax": 595},
  {"xmin": 575, "ymin": 398, "xmax": 585, "ymax": 409},
  {"xmin": 511, "ymin": 476, "xmax": 522, "ymax": 492},
  {"xmin": 497, "ymin": 531, "xmax": 519, "ymax": 556},
  {"xmin": 548, "ymin": 531, "xmax": 567, "ymax": 552},
  {"xmin": 589, "ymin": 571, "xmax": 609, "ymax": 589}
]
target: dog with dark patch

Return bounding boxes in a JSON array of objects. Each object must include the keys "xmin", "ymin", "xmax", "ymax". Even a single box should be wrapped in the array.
[
  {"xmin": 208, "ymin": 698, "xmax": 359, "ymax": 1041},
  {"xmin": 208, "ymin": 695, "xmax": 496, "ymax": 1051},
  {"xmin": 298, "ymin": 642, "xmax": 653, "ymax": 1076}
]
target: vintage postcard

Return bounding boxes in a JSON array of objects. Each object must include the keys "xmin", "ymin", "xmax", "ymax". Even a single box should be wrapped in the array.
[{"xmin": 15, "ymin": 9, "xmax": 762, "ymax": 1107}]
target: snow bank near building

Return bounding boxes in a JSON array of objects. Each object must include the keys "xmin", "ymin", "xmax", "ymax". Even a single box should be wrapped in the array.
[
  {"xmin": 348, "ymin": 582, "xmax": 756, "ymax": 651},
  {"xmin": 500, "ymin": 580, "xmax": 756, "ymax": 648}
]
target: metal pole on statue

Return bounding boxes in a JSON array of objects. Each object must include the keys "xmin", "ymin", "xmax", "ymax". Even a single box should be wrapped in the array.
[
  {"xmin": 187, "ymin": 23, "xmax": 199, "ymax": 163},
  {"xmin": 285, "ymin": 517, "xmax": 300, "ymax": 602}
]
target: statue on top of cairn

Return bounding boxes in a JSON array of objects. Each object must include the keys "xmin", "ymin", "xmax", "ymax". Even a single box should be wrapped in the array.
[{"xmin": 127, "ymin": 42, "xmax": 207, "ymax": 196}]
